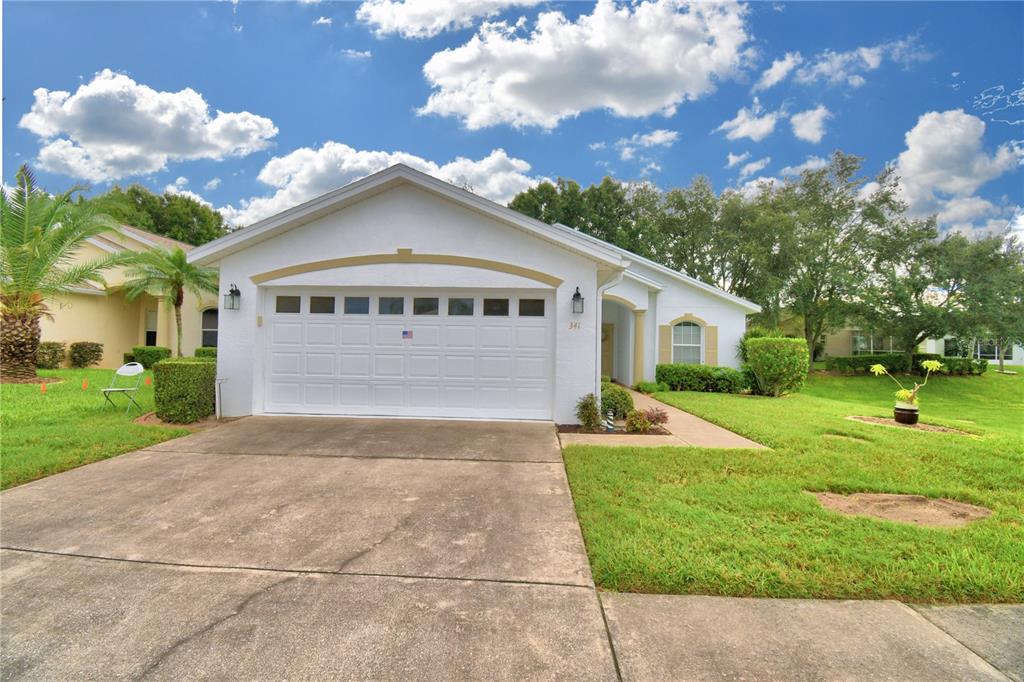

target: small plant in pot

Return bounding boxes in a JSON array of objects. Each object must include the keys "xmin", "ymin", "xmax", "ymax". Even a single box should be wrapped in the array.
[{"xmin": 870, "ymin": 360, "xmax": 943, "ymax": 425}]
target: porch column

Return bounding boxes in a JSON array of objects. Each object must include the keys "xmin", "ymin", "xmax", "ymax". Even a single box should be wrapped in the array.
[
  {"xmin": 633, "ymin": 309, "xmax": 646, "ymax": 383},
  {"xmin": 156, "ymin": 296, "xmax": 173, "ymax": 349}
]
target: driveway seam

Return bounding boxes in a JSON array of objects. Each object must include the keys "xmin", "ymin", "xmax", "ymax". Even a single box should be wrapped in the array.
[
  {"xmin": 137, "ymin": 448, "xmax": 563, "ymax": 465},
  {"xmin": 903, "ymin": 603, "xmax": 1016, "ymax": 681},
  {"xmin": 0, "ymin": 546, "xmax": 595, "ymax": 591},
  {"xmin": 595, "ymin": 592, "xmax": 624, "ymax": 682}
]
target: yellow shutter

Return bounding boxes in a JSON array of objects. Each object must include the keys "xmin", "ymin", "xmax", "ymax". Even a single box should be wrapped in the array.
[
  {"xmin": 658, "ymin": 325, "xmax": 672, "ymax": 364},
  {"xmin": 704, "ymin": 325, "xmax": 718, "ymax": 366}
]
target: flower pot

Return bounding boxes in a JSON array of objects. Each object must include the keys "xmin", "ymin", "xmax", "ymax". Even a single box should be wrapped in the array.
[{"xmin": 893, "ymin": 402, "xmax": 919, "ymax": 425}]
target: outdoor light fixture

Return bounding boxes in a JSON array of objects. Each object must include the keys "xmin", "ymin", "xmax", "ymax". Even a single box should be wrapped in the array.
[
  {"xmin": 571, "ymin": 287, "xmax": 584, "ymax": 314},
  {"xmin": 224, "ymin": 283, "xmax": 241, "ymax": 311}
]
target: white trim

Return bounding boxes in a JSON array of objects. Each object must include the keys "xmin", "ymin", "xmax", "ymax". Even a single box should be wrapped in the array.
[
  {"xmin": 189, "ymin": 165, "xmax": 627, "ymax": 269},
  {"xmin": 84, "ymin": 237, "xmax": 122, "ymax": 254},
  {"xmin": 623, "ymin": 268, "xmax": 663, "ymax": 291},
  {"xmin": 118, "ymin": 227, "xmax": 160, "ymax": 249},
  {"xmin": 68, "ymin": 285, "xmax": 106, "ymax": 296}
]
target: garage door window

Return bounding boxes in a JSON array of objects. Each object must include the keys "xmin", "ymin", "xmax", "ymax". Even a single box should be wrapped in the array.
[
  {"xmin": 275, "ymin": 296, "xmax": 301, "ymax": 313},
  {"xmin": 310, "ymin": 296, "xmax": 336, "ymax": 314},
  {"xmin": 344, "ymin": 296, "xmax": 369, "ymax": 314},
  {"xmin": 413, "ymin": 297, "xmax": 439, "ymax": 315},
  {"xmin": 448, "ymin": 298, "xmax": 474, "ymax": 316},
  {"xmin": 379, "ymin": 297, "xmax": 404, "ymax": 315},
  {"xmin": 518, "ymin": 299, "xmax": 545, "ymax": 317},
  {"xmin": 483, "ymin": 298, "xmax": 509, "ymax": 316}
]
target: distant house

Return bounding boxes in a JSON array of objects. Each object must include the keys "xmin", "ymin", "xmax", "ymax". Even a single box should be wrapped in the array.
[
  {"xmin": 823, "ymin": 327, "xmax": 1023, "ymax": 364},
  {"xmin": 41, "ymin": 225, "xmax": 219, "ymax": 368}
]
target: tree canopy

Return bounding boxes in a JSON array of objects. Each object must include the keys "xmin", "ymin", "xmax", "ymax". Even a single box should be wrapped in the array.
[{"xmin": 82, "ymin": 184, "xmax": 227, "ymax": 246}]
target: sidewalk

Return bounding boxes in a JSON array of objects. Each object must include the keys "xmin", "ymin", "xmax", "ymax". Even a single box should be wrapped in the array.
[{"xmin": 559, "ymin": 387, "xmax": 765, "ymax": 449}]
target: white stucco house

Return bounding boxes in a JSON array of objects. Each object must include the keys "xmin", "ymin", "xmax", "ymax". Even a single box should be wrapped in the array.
[{"xmin": 188, "ymin": 165, "xmax": 759, "ymax": 423}]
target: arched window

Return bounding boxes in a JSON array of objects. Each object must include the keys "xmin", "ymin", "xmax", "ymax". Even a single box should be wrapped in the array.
[
  {"xmin": 201, "ymin": 308, "xmax": 218, "ymax": 347},
  {"xmin": 672, "ymin": 321, "xmax": 702, "ymax": 364}
]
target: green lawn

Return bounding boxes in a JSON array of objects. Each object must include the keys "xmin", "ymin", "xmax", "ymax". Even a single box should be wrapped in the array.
[
  {"xmin": 564, "ymin": 370, "xmax": 1024, "ymax": 603},
  {"xmin": 1, "ymin": 368, "xmax": 188, "ymax": 489}
]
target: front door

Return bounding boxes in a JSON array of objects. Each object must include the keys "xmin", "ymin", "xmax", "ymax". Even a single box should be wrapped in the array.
[{"xmin": 601, "ymin": 323, "xmax": 614, "ymax": 377}]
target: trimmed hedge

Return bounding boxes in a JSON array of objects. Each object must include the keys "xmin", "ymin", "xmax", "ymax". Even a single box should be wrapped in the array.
[
  {"xmin": 745, "ymin": 337, "xmax": 809, "ymax": 397},
  {"xmin": 69, "ymin": 341, "xmax": 103, "ymax": 368},
  {"xmin": 911, "ymin": 353, "xmax": 987, "ymax": 376},
  {"xmin": 601, "ymin": 383, "xmax": 634, "ymax": 419},
  {"xmin": 123, "ymin": 352, "xmax": 135, "ymax": 364},
  {"xmin": 36, "ymin": 341, "xmax": 66, "ymax": 369},
  {"xmin": 633, "ymin": 380, "xmax": 670, "ymax": 394},
  {"xmin": 825, "ymin": 353, "xmax": 911, "ymax": 374},
  {"xmin": 655, "ymin": 364, "xmax": 749, "ymax": 394},
  {"xmin": 738, "ymin": 325, "xmax": 784, "ymax": 364},
  {"xmin": 194, "ymin": 347, "xmax": 217, "ymax": 360},
  {"xmin": 154, "ymin": 359, "xmax": 215, "ymax": 423},
  {"xmin": 132, "ymin": 345, "xmax": 172, "ymax": 368}
]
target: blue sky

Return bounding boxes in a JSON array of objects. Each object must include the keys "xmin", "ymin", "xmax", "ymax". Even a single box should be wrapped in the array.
[{"xmin": 3, "ymin": 1, "xmax": 1022, "ymax": 234}]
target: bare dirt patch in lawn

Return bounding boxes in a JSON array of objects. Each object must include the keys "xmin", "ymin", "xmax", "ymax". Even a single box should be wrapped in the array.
[
  {"xmin": 822, "ymin": 433, "xmax": 870, "ymax": 444},
  {"xmin": 134, "ymin": 412, "xmax": 226, "ymax": 432},
  {"xmin": 811, "ymin": 492, "xmax": 991, "ymax": 528},
  {"xmin": 847, "ymin": 416, "xmax": 972, "ymax": 435},
  {"xmin": 1, "ymin": 375, "xmax": 65, "ymax": 385}
]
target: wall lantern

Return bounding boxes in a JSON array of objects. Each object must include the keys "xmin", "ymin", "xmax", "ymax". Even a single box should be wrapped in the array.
[
  {"xmin": 224, "ymin": 283, "xmax": 241, "ymax": 311},
  {"xmin": 571, "ymin": 287, "xmax": 584, "ymax": 314}
]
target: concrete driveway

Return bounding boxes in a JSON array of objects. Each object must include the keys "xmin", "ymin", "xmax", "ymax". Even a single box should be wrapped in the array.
[{"xmin": 0, "ymin": 417, "xmax": 618, "ymax": 681}]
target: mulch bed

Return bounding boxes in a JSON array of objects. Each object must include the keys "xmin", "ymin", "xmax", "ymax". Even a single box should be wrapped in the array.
[
  {"xmin": 134, "ymin": 412, "xmax": 225, "ymax": 432},
  {"xmin": 847, "ymin": 415, "xmax": 972, "ymax": 435},
  {"xmin": 557, "ymin": 424, "xmax": 670, "ymax": 436}
]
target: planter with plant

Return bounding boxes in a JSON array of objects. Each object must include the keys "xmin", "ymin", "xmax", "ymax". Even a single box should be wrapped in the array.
[{"xmin": 870, "ymin": 359, "xmax": 943, "ymax": 425}]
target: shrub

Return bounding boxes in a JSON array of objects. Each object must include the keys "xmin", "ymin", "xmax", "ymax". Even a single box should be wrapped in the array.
[
  {"xmin": 911, "ymin": 354, "xmax": 987, "ymax": 376},
  {"xmin": 654, "ymin": 364, "xmax": 749, "ymax": 393},
  {"xmin": 154, "ymin": 359, "xmax": 216, "ymax": 423},
  {"xmin": 738, "ymin": 325, "xmax": 784, "ymax": 364},
  {"xmin": 36, "ymin": 342, "xmax": 66, "ymax": 369},
  {"xmin": 633, "ymin": 380, "xmax": 670, "ymax": 394},
  {"xmin": 123, "ymin": 352, "xmax": 135, "ymax": 364},
  {"xmin": 600, "ymin": 375, "xmax": 611, "ymax": 384},
  {"xmin": 575, "ymin": 393, "xmax": 602, "ymax": 430},
  {"xmin": 825, "ymin": 353, "xmax": 910, "ymax": 374},
  {"xmin": 746, "ymin": 337, "xmax": 809, "ymax": 397},
  {"xmin": 194, "ymin": 347, "xmax": 217, "ymax": 360},
  {"xmin": 69, "ymin": 341, "xmax": 103, "ymax": 368},
  {"xmin": 642, "ymin": 406, "xmax": 669, "ymax": 426},
  {"xmin": 625, "ymin": 409, "xmax": 652, "ymax": 433},
  {"xmin": 601, "ymin": 383, "xmax": 634, "ymax": 418},
  {"xmin": 132, "ymin": 345, "xmax": 172, "ymax": 369}
]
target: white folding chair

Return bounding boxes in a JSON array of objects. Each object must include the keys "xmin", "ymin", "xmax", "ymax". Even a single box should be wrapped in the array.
[{"xmin": 102, "ymin": 362, "xmax": 145, "ymax": 414}]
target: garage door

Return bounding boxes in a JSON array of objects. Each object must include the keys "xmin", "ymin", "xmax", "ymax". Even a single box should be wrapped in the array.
[{"xmin": 264, "ymin": 288, "xmax": 555, "ymax": 419}]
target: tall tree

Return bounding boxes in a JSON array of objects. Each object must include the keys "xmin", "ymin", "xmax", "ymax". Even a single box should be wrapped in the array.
[
  {"xmin": 85, "ymin": 184, "xmax": 227, "ymax": 246},
  {"xmin": 121, "ymin": 247, "xmax": 219, "ymax": 357},
  {"xmin": 960, "ymin": 237, "xmax": 1024, "ymax": 372},
  {"xmin": 1, "ymin": 166, "xmax": 128, "ymax": 381}
]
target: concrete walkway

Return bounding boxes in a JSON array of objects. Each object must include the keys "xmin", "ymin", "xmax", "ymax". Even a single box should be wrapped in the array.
[{"xmin": 559, "ymin": 388, "xmax": 765, "ymax": 449}]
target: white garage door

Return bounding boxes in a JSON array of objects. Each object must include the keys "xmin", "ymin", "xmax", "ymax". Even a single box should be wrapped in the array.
[{"xmin": 263, "ymin": 288, "xmax": 554, "ymax": 420}]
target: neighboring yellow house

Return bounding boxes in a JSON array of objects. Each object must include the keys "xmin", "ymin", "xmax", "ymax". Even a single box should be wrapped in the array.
[{"xmin": 40, "ymin": 225, "xmax": 219, "ymax": 368}]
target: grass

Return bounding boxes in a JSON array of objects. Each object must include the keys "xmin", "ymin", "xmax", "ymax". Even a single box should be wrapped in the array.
[
  {"xmin": 1, "ymin": 368, "xmax": 188, "ymax": 489},
  {"xmin": 564, "ymin": 369, "xmax": 1024, "ymax": 603}
]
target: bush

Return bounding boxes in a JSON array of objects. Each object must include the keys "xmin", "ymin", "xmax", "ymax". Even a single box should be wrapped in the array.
[
  {"xmin": 576, "ymin": 393, "xmax": 602, "ymax": 430},
  {"xmin": 738, "ymin": 325, "xmax": 784, "ymax": 364},
  {"xmin": 132, "ymin": 345, "xmax": 172, "ymax": 369},
  {"xmin": 123, "ymin": 352, "xmax": 135, "ymax": 364},
  {"xmin": 625, "ymin": 409, "xmax": 652, "ymax": 433},
  {"xmin": 633, "ymin": 380, "xmax": 670, "ymax": 394},
  {"xmin": 642, "ymin": 406, "xmax": 669, "ymax": 426},
  {"xmin": 601, "ymin": 383, "xmax": 634, "ymax": 418},
  {"xmin": 911, "ymin": 354, "xmax": 987, "ymax": 376},
  {"xmin": 154, "ymin": 359, "xmax": 216, "ymax": 423},
  {"xmin": 600, "ymin": 375, "xmax": 611, "ymax": 384},
  {"xmin": 825, "ymin": 353, "xmax": 911, "ymax": 374},
  {"xmin": 194, "ymin": 347, "xmax": 217, "ymax": 360},
  {"xmin": 36, "ymin": 342, "xmax": 66, "ymax": 369},
  {"xmin": 69, "ymin": 341, "xmax": 103, "ymax": 368},
  {"xmin": 746, "ymin": 337, "xmax": 809, "ymax": 397},
  {"xmin": 654, "ymin": 364, "xmax": 749, "ymax": 393}
]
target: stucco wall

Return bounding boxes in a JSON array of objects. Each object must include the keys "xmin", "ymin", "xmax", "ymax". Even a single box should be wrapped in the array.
[{"xmin": 213, "ymin": 184, "xmax": 600, "ymax": 422}]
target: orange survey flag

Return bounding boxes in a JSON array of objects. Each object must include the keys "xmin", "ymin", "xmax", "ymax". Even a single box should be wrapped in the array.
[
  {"xmin": 40, "ymin": 382, "xmax": 47, "ymax": 394},
  {"xmin": 145, "ymin": 376, "xmax": 152, "ymax": 385},
  {"xmin": 82, "ymin": 378, "xmax": 88, "ymax": 390}
]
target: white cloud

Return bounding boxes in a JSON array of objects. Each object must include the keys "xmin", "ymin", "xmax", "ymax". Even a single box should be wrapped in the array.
[
  {"xmin": 419, "ymin": 0, "xmax": 751, "ymax": 129},
  {"xmin": 166, "ymin": 176, "xmax": 188, "ymax": 191},
  {"xmin": 341, "ymin": 49, "xmax": 373, "ymax": 60},
  {"xmin": 356, "ymin": 0, "xmax": 541, "ymax": 39},
  {"xmin": 313, "ymin": 16, "xmax": 333, "ymax": 26},
  {"xmin": 779, "ymin": 156, "xmax": 827, "ymax": 176},
  {"xmin": 204, "ymin": 177, "xmax": 222, "ymax": 191},
  {"xmin": 162, "ymin": 176, "xmax": 212, "ymax": 207},
  {"xmin": 725, "ymin": 151, "xmax": 750, "ymax": 168},
  {"xmin": 794, "ymin": 35, "xmax": 931, "ymax": 89},
  {"xmin": 790, "ymin": 105, "xmax": 831, "ymax": 143},
  {"xmin": 219, "ymin": 144, "xmax": 547, "ymax": 226},
  {"xmin": 736, "ymin": 175, "xmax": 781, "ymax": 200},
  {"xmin": 588, "ymin": 141, "xmax": 606, "ymax": 151},
  {"xmin": 972, "ymin": 82, "xmax": 1024, "ymax": 126},
  {"xmin": 739, "ymin": 156, "xmax": 770, "ymax": 179},
  {"xmin": 715, "ymin": 97, "xmax": 779, "ymax": 142},
  {"xmin": 615, "ymin": 128, "xmax": 678, "ymax": 160},
  {"xmin": 19, "ymin": 69, "xmax": 277, "ymax": 182},
  {"xmin": 893, "ymin": 109, "xmax": 1023, "ymax": 234},
  {"xmin": 752, "ymin": 51, "xmax": 802, "ymax": 92}
]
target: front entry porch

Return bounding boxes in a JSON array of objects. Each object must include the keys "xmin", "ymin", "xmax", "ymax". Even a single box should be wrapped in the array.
[{"xmin": 600, "ymin": 296, "xmax": 647, "ymax": 386}]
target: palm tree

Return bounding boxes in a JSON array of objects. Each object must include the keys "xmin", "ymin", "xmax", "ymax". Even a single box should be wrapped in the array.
[
  {"xmin": 122, "ymin": 247, "xmax": 218, "ymax": 357},
  {"xmin": 1, "ymin": 166, "xmax": 128, "ymax": 382}
]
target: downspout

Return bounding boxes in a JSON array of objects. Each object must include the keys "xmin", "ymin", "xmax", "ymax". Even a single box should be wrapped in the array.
[{"xmin": 595, "ymin": 266, "xmax": 627, "ymax": 396}]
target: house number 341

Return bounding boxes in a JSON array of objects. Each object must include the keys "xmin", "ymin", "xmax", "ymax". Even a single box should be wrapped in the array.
[{"xmin": 568, "ymin": 321, "xmax": 581, "ymax": 330}]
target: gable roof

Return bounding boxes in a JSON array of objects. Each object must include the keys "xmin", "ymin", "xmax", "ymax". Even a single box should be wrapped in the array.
[
  {"xmin": 188, "ymin": 164, "xmax": 626, "ymax": 269},
  {"xmin": 120, "ymin": 224, "xmax": 194, "ymax": 252},
  {"xmin": 87, "ymin": 225, "xmax": 193, "ymax": 255}
]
